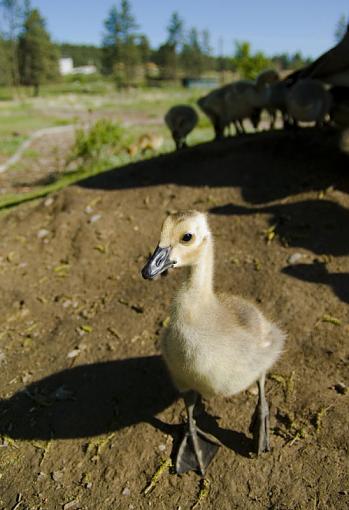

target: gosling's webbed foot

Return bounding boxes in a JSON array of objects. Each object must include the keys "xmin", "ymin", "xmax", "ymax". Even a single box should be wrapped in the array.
[{"xmin": 176, "ymin": 426, "xmax": 220, "ymax": 475}]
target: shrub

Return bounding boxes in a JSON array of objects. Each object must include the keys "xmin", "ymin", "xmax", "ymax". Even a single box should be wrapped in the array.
[{"xmin": 71, "ymin": 119, "xmax": 125, "ymax": 162}]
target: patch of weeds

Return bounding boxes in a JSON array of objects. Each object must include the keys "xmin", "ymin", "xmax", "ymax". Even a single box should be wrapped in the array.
[{"xmin": 69, "ymin": 119, "xmax": 125, "ymax": 163}]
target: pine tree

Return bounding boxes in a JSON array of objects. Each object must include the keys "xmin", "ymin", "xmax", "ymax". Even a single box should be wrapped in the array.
[
  {"xmin": 137, "ymin": 34, "xmax": 151, "ymax": 64},
  {"xmin": 18, "ymin": 8, "xmax": 58, "ymax": 95},
  {"xmin": 155, "ymin": 43, "xmax": 177, "ymax": 80},
  {"xmin": 119, "ymin": 0, "xmax": 138, "ymax": 41},
  {"xmin": 166, "ymin": 12, "xmax": 184, "ymax": 50},
  {"xmin": 101, "ymin": 0, "xmax": 140, "ymax": 85},
  {"xmin": 181, "ymin": 28, "xmax": 205, "ymax": 76},
  {"xmin": 0, "ymin": 37, "xmax": 12, "ymax": 85},
  {"xmin": 155, "ymin": 11, "xmax": 184, "ymax": 80},
  {"xmin": 0, "ymin": 0, "xmax": 29, "ymax": 87},
  {"xmin": 201, "ymin": 29, "xmax": 213, "ymax": 71}
]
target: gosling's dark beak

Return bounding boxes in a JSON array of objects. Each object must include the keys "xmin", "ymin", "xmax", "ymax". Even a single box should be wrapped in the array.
[{"xmin": 141, "ymin": 245, "xmax": 174, "ymax": 280}]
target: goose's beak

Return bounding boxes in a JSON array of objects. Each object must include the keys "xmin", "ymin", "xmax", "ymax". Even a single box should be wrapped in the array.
[{"xmin": 141, "ymin": 245, "xmax": 175, "ymax": 280}]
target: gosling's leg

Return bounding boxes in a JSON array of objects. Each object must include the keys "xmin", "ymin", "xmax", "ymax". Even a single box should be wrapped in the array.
[
  {"xmin": 176, "ymin": 390, "xmax": 220, "ymax": 475},
  {"xmin": 237, "ymin": 119, "xmax": 246, "ymax": 134},
  {"xmin": 251, "ymin": 373, "xmax": 270, "ymax": 454}
]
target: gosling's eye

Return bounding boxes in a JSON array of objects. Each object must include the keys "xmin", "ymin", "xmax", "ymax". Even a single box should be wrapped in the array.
[{"xmin": 181, "ymin": 233, "xmax": 193, "ymax": 243}]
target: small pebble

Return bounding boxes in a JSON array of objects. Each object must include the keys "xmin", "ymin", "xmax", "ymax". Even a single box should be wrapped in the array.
[
  {"xmin": 89, "ymin": 214, "xmax": 101, "ymax": 223},
  {"xmin": 85, "ymin": 205, "xmax": 93, "ymax": 214},
  {"xmin": 287, "ymin": 253, "xmax": 304, "ymax": 265},
  {"xmin": 44, "ymin": 197, "xmax": 54, "ymax": 207},
  {"xmin": 37, "ymin": 229, "xmax": 49, "ymax": 239},
  {"xmin": 158, "ymin": 444, "xmax": 166, "ymax": 452},
  {"xmin": 122, "ymin": 487, "xmax": 131, "ymax": 496},
  {"xmin": 21, "ymin": 372, "xmax": 32, "ymax": 383},
  {"xmin": 67, "ymin": 349, "xmax": 80, "ymax": 359},
  {"xmin": 63, "ymin": 499, "xmax": 79, "ymax": 510},
  {"xmin": 52, "ymin": 470, "xmax": 63, "ymax": 482}
]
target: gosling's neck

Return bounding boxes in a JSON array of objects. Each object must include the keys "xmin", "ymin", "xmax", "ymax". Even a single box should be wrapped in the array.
[{"xmin": 185, "ymin": 235, "xmax": 215, "ymax": 298}]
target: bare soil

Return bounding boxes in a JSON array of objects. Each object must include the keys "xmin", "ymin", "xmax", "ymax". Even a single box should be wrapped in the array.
[{"xmin": 0, "ymin": 128, "xmax": 348, "ymax": 510}]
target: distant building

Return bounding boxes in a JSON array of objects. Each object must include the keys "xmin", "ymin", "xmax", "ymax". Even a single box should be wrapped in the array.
[
  {"xmin": 59, "ymin": 57, "xmax": 73, "ymax": 75},
  {"xmin": 71, "ymin": 65, "xmax": 97, "ymax": 75},
  {"xmin": 59, "ymin": 58, "xmax": 97, "ymax": 76}
]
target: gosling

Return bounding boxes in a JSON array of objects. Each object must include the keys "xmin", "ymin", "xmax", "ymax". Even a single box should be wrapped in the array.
[
  {"xmin": 286, "ymin": 79, "xmax": 332, "ymax": 127},
  {"xmin": 164, "ymin": 105, "xmax": 198, "ymax": 150},
  {"xmin": 141, "ymin": 210, "xmax": 286, "ymax": 475}
]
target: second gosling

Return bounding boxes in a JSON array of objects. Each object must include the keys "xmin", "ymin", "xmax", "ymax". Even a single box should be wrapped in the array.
[
  {"xmin": 142, "ymin": 210, "xmax": 286, "ymax": 475},
  {"xmin": 164, "ymin": 105, "xmax": 198, "ymax": 150}
]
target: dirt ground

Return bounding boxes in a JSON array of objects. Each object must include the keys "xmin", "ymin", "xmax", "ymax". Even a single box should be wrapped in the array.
[{"xmin": 0, "ymin": 127, "xmax": 348, "ymax": 510}]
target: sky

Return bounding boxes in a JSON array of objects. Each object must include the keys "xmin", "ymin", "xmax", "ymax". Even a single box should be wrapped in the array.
[{"xmin": 30, "ymin": 0, "xmax": 349, "ymax": 58}]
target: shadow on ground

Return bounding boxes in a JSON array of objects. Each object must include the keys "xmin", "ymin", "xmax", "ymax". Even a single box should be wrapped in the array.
[
  {"xmin": 282, "ymin": 263, "xmax": 349, "ymax": 304},
  {"xmin": 78, "ymin": 128, "xmax": 349, "ymax": 204},
  {"xmin": 0, "ymin": 356, "xmax": 175, "ymax": 439},
  {"xmin": 210, "ymin": 201, "xmax": 349, "ymax": 304},
  {"xmin": 0, "ymin": 355, "xmax": 253, "ymax": 457},
  {"xmin": 209, "ymin": 201, "xmax": 349, "ymax": 256}
]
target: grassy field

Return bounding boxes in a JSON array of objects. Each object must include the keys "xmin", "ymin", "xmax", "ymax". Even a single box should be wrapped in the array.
[{"xmin": 0, "ymin": 84, "xmax": 216, "ymax": 210}]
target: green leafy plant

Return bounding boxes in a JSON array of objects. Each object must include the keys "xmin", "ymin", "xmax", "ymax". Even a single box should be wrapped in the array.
[{"xmin": 71, "ymin": 118, "xmax": 125, "ymax": 162}]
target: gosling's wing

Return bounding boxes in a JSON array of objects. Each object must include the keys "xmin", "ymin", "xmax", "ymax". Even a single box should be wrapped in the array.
[
  {"xmin": 218, "ymin": 294, "xmax": 265, "ymax": 338},
  {"xmin": 218, "ymin": 293, "xmax": 286, "ymax": 351}
]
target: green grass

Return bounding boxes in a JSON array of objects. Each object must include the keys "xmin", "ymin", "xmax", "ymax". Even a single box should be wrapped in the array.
[
  {"xmin": 0, "ymin": 79, "xmax": 115, "ymax": 100},
  {"xmin": 0, "ymin": 85, "xmax": 211, "ymax": 162},
  {"xmin": 0, "ymin": 164, "xmax": 104, "ymax": 210},
  {"xmin": 0, "ymin": 84, "xmax": 216, "ymax": 211},
  {"xmin": 0, "ymin": 135, "xmax": 27, "ymax": 158},
  {"xmin": 0, "ymin": 100, "xmax": 64, "ymax": 143}
]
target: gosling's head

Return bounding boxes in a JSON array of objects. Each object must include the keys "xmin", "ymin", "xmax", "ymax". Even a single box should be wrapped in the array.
[{"xmin": 141, "ymin": 210, "xmax": 211, "ymax": 280}]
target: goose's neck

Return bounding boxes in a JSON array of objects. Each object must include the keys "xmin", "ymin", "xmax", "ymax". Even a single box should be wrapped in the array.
[{"xmin": 186, "ymin": 235, "xmax": 215, "ymax": 297}]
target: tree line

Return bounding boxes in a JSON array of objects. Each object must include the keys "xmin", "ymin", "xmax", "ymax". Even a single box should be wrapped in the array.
[
  {"xmin": 0, "ymin": 0, "xmax": 58, "ymax": 94},
  {"xmin": 99, "ymin": 2, "xmax": 312, "ymax": 85},
  {"xmin": 1, "ymin": 0, "xmax": 345, "ymax": 94}
]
